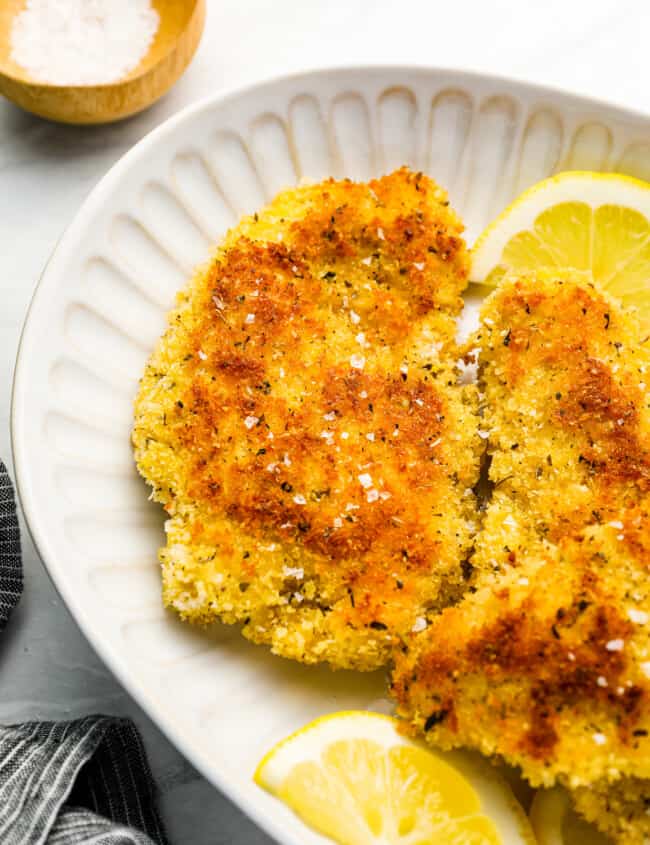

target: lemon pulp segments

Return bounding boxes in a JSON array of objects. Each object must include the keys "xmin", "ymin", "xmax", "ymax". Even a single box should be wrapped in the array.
[
  {"xmin": 256, "ymin": 712, "xmax": 538, "ymax": 844},
  {"xmin": 495, "ymin": 202, "xmax": 650, "ymax": 305},
  {"xmin": 472, "ymin": 172, "xmax": 650, "ymax": 320},
  {"xmin": 278, "ymin": 741, "xmax": 501, "ymax": 844}
]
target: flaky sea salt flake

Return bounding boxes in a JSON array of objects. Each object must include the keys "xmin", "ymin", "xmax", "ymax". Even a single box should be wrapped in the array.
[
  {"xmin": 628, "ymin": 609, "xmax": 649, "ymax": 625},
  {"xmin": 283, "ymin": 566, "xmax": 304, "ymax": 579}
]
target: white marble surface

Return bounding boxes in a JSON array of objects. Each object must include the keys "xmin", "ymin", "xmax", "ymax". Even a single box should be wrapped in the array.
[{"xmin": 0, "ymin": 0, "xmax": 649, "ymax": 841}]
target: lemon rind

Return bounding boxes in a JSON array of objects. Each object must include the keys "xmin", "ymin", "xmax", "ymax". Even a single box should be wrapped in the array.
[
  {"xmin": 470, "ymin": 170, "xmax": 650, "ymax": 282},
  {"xmin": 254, "ymin": 710, "xmax": 537, "ymax": 844}
]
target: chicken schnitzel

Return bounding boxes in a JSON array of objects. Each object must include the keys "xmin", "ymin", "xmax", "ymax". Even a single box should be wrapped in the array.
[
  {"xmin": 573, "ymin": 777, "xmax": 650, "ymax": 845},
  {"xmin": 133, "ymin": 167, "xmax": 481, "ymax": 670},
  {"xmin": 391, "ymin": 271, "xmax": 650, "ymax": 840}
]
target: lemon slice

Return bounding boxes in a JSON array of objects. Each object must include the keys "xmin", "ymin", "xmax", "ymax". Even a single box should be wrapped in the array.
[
  {"xmin": 530, "ymin": 787, "xmax": 611, "ymax": 845},
  {"xmin": 255, "ymin": 711, "xmax": 536, "ymax": 844},
  {"xmin": 470, "ymin": 171, "xmax": 650, "ymax": 318}
]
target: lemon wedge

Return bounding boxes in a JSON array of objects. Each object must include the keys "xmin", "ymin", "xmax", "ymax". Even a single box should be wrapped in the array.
[
  {"xmin": 255, "ymin": 711, "xmax": 536, "ymax": 844},
  {"xmin": 470, "ymin": 171, "xmax": 650, "ymax": 319},
  {"xmin": 530, "ymin": 787, "xmax": 611, "ymax": 845}
]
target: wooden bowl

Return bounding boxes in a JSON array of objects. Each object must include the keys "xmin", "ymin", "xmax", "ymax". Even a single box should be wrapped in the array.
[{"xmin": 0, "ymin": 0, "xmax": 205, "ymax": 124}]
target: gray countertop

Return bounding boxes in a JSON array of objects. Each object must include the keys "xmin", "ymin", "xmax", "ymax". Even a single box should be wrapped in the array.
[{"xmin": 1, "ymin": 0, "xmax": 648, "ymax": 841}]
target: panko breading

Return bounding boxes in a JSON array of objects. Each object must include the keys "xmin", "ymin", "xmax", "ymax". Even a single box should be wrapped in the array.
[
  {"xmin": 391, "ymin": 272, "xmax": 650, "ymax": 840},
  {"xmin": 572, "ymin": 778, "xmax": 650, "ymax": 845},
  {"xmin": 133, "ymin": 167, "xmax": 481, "ymax": 670}
]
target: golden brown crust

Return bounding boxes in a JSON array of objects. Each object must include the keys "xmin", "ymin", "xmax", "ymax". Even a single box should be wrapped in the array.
[
  {"xmin": 392, "ymin": 272, "xmax": 650, "ymax": 792},
  {"xmin": 133, "ymin": 167, "xmax": 480, "ymax": 669},
  {"xmin": 573, "ymin": 777, "xmax": 650, "ymax": 844}
]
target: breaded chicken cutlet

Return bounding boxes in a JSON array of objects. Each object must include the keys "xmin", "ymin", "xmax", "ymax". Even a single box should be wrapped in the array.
[
  {"xmin": 391, "ymin": 272, "xmax": 650, "ymax": 842},
  {"xmin": 133, "ymin": 167, "xmax": 481, "ymax": 671}
]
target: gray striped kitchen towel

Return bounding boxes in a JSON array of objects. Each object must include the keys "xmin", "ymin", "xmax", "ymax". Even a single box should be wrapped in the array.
[
  {"xmin": 0, "ymin": 462, "xmax": 168, "ymax": 845},
  {"xmin": 0, "ymin": 718, "xmax": 168, "ymax": 845},
  {"xmin": 0, "ymin": 459, "xmax": 22, "ymax": 629}
]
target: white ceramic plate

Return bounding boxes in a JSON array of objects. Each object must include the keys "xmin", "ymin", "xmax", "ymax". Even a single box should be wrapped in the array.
[{"xmin": 12, "ymin": 67, "xmax": 650, "ymax": 844}]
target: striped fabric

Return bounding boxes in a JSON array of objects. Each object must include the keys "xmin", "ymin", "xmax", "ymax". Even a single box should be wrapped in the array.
[
  {"xmin": 0, "ymin": 463, "xmax": 168, "ymax": 844},
  {"xmin": 0, "ymin": 718, "xmax": 168, "ymax": 844},
  {"xmin": 0, "ymin": 460, "xmax": 22, "ymax": 629}
]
